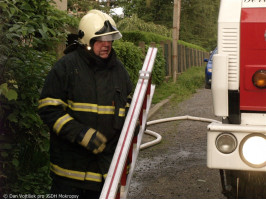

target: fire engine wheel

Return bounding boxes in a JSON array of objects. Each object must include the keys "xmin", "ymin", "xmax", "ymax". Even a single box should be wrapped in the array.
[
  {"xmin": 205, "ymin": 83, "xmax": 211, "ymax": 89},
  {"xmin": 221, "ymin": 169, "xmax": 266, "ymax": 198}
]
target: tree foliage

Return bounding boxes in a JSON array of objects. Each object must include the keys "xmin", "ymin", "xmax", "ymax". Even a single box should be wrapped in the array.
[
  {"xmin": 0, "ymin": 0, "xmax": 77, "ymax": 195},
  {"xmin": 120, "ymin": 0, "xmax": 173, "ymax": 28},
  {"xmin": 66, "ymin": 0, "xmax": 219, "ymax": 50},
  {"xmin": 117, "ymin": 15, "xmax": 171, "ymax": 37},
  {"xmin": 68, "ymin": 0, "xmax": 102, "ymax": 16},
  {"xmin": 117, "ymin": 0, "xmax": 219, "ymax": 51},
  {"xmin": 180, "ymin": 0, "xmax": 220, "ymax": 51},
  {"xmin": 67, "ymin": 0, "xmax": 122, "ymax": 17}
]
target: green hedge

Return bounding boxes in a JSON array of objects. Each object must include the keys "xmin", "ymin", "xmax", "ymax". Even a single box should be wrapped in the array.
[
  {"xmin": 113, "ymin": 40, "xmax": 144, "ymax": 86},
  {"xmin": 117, "ymin": 14, "xmax": 171, "ymax": 38},
  {"xmin": 113, "ymin": 40, "xmax": 165, "ymax": 87},
  {"xmin": 121, "ymin": 31, "xmax": 206, "ymax": 51},
  {"xmin": 121, "ymin": 31, "xmax": 170, "ymax": 46}
]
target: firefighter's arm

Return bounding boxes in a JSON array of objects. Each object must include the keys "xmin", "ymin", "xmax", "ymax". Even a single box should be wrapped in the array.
[{"xmin": 38, "ymin": 64, "xmax": 106, "ymax": 154}]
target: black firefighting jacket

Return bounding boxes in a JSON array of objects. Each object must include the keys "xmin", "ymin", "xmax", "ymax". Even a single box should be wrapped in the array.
[{"xmin": 38, "ymin": 45, "xmax": 133, "ymax": 191}]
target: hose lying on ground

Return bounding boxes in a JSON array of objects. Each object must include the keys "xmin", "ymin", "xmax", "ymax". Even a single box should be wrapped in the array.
[{"xmin": 140, "ymin": 115, "xmax": 221, "ymax": 150}]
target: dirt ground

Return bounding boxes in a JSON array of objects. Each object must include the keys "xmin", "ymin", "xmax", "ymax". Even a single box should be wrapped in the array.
[{"xmin": 127, "ymin": 88, "xmax": 226, "ymax": 199}]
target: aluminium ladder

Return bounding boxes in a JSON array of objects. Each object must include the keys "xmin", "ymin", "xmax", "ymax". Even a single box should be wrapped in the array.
[{"xmin": 100, "ymin": 47, "xmax": 158, "ymax": 199}]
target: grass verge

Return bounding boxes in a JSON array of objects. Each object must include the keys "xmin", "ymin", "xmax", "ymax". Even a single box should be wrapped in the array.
[{"xmin": 152, "ymin": 66, "xmax": 205, "ymax": 104}]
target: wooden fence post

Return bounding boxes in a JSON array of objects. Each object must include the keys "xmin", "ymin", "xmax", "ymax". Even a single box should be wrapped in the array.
[
  {"xmin": 183, "ymin": 45, "xmax": 187, "ymax": 72},
  {"xmin": 195, "ymin": 49, "xmax": 199, "ymax": 66},
  {"xmin": 137, "ymin": 40, "xmax": 208, "ymax": 79},
  {"xmin": 150, "ymin": 42, "xmax": 156, "ymax": 47},
  {"xmin": 167, "ymin": 40, "xmax": 172, "ymax": 76},
  {"xmin": 187, "ymin": 48, "xmax": 191, "ymax": 69},
  {"xmin": 178, "ymin": 44, "xmax": 181, "ymax": 73},
  {"xmin": 139, "ymin": 41, "xmax": 145, "ymax": 55},
  {"xmin": 200, "ymin": 51, "xmax": 203, "ymax": 66},
  {"xmin": 160, "ymin": 41, "xmax": 165, "ymax": 56}
]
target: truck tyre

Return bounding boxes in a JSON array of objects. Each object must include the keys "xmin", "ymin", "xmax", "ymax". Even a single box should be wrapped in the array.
[
  {"xmin": 205, "ymin": 83, "xmax": 211, "ymax": 89},
  {"xmin": 221, "ymin": 170, "xmax": 266, "ymax": 198}
]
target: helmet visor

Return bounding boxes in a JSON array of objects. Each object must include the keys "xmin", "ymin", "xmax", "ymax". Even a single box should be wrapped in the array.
[{"xmin": 94, "ymin": 32, "xmax": 122, "ymax": 41}]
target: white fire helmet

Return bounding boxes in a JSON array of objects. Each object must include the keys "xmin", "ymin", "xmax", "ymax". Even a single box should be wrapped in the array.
[{"xmin": 78, "ymin": 9, "xmax": 122, "ymax": 48}]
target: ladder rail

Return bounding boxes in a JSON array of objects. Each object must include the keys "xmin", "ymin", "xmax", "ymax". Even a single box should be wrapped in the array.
[
  {"xmin": 100, "ymin": 47, "xmax": 158, "ymax": 199},
  {"xmin": 121, "ymin": 83, "xmax": 156, "ymax": 198}
]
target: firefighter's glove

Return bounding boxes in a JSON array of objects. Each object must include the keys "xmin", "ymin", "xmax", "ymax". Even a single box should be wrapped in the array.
[
  {"xmin": 78, "ymin": 128, "xmax": 107, "ymax": 154},
  {"xmin": 134, "ymin": 120, "xmax": 141, "ymax": 137}
]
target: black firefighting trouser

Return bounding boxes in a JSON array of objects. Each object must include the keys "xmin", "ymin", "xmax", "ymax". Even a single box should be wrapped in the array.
[{"xmin": 50, "ymin": 176, "xmax": 102, "ymax": 199}]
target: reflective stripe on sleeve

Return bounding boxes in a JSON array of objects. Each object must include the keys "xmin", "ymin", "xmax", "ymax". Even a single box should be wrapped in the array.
[
  {"xmin": 127, "ymin": 94, "xmax": 132, "ymax": 100},
  {"xmin": 103, "ymin": 173, "xmax": 108, "ymax": 180},
  {"xmin": 79, "ymin": 128, "xmax": 96, "ymax": 147},
  {"xmin": 119, "ymin": 108, "xmax": 125, "ymax": 117},
  {"xmin": 50, "ymin": 163, "xmax": 102, "ymax": 182},
  {"xmin": 53, "ymin": 114, "xmax": 74, "ymax": 134},
  {"xmin": 38, "ymin": 98, "xmax": 68, "ymax": 109},
  {"xmin": 68, "ymin": 100, "xmax": 115, "ymax": 114}
]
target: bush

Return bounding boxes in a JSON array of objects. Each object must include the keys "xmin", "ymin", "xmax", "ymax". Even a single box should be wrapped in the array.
[
  {"xmin": 121, "ymin": 31, "xmax": 170, "ymax": 46},
  {"xmin": 121, "ymin": 31, "xmax": 206, "ymax": 52},
  {"xmin": 150, "ymin": 45, "xmax": 166, "ymax": 86},
  {"xmin": 0, "ymin": 46, "xmax": 54, "ymax": 195},
  {"xmin": 113, "ymin": 40, "xmax": 165, "ymax": 87},
  {"xmin": 0, "ymin": 0, "xmax": 75, "ymax": 195},
  {"xmin": 117, "ymin": 14, "xmax": 171, "ymax": 38},
  {"xmin": 113, "ymin": 40, "xmax": 144, "ymax": 86}
]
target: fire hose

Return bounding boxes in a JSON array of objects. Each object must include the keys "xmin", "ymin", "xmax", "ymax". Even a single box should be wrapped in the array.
[{"xmin": 140, "ymin": 115, "xmax": 221, "ymax": 150}]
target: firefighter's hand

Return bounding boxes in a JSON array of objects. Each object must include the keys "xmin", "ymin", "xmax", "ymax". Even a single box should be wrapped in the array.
[
  {"xmin": 77, "ymin": 128, "xmax": 107, "ymax": 154},
  {"xmin": 134, "ymin": 121, "xmax": 140, "ymax": 137}
]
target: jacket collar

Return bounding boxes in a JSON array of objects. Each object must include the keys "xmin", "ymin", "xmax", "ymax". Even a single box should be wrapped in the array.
[{"xmin": 77, "ymin": 46, "xmax": 117, "ymax": 71}]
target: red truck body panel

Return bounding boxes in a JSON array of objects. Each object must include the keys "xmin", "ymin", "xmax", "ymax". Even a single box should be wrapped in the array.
[{"xmin": 240, "ymin": 8, "xmax": 266, "ymax": 111}]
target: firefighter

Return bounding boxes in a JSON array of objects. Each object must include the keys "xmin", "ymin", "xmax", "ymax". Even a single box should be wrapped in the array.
[{"xmin": 38, "ymin": 10, "xmax": 133, "ymax": 198}]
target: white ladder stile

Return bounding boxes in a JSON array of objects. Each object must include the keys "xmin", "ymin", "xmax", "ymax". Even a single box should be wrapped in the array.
[
  {"xmin": 121, "ymin": 83, "xmax": 155, "ymax": 199},
  {"xmin": 100, "ymin": 47, "xmax": 158, "ymax": 199}
]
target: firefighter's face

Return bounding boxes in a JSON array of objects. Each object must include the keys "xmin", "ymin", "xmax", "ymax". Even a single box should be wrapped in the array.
[{"xmin": 93, "ymin": 40, "xmax": 112, "ymax": 59}]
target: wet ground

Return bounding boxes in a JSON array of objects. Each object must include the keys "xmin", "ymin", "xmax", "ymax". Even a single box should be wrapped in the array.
[{"xmin": 128, "ymin": 88, "xmax": 226, "ymax": 199}]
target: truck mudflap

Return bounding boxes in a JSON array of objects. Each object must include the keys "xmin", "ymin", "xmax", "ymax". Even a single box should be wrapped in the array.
[{"xmin": 220, "ymin": 169, "xmax": 266, "ymax": 198}]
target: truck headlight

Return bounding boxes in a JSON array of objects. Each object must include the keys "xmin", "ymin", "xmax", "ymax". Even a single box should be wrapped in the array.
[
  {"xmin": 216, "ymin": 133, "xmax": 237, "ymax": 154},
  {"xmin": 239, "ymin": 133, "xmax": 266, "ymax": 168},
  {"xmin": 252, "ymin": 69, "xmax": 266, "ymax": 89}
]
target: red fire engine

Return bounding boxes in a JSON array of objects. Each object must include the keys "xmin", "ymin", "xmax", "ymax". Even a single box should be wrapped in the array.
[{"xmin": 207, "ymin": 0, "xmax": 266, "ymax": 198}]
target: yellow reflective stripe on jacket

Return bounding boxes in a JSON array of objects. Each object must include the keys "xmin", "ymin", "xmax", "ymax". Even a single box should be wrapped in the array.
[
  {"xmin": 85, "ymin": 172, "xmax": 102, "ymax": 182},
  {"xmin": 39, "ymin": 98, "xmax": 130, "ymax": 116},
  {"xmin": 68, "ymin": 100, "xmax": 115, "ymax": 114},
  {"xmin": 53, "ymin": 114, "xmax": 74, "ymax": 134},
  {"xmin": 98, "ymin": 105, "xmax": 115, "ymax": 114},
  {"xmin": 79, "ymin": 128, "xmax": 96, "ymax": 147},
  {"xmin": 38, "ymin": 98, "xmax": 68, "ymax": 109},
  {"xmin": 50, "ymin": 163, "xmax": 102, "ymax": 182},
  {"xmin": 103, "ymin": 173, "xmax": 108, "ymax": 180},
  {"xmin": 119, "ymin": 108, "xmax": 125, "ymax": 117}
]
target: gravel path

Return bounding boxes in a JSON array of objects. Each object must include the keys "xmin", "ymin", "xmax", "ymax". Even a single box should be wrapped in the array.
[{"xmin": 127, "ymin": 88, "xmax": 226, "ymax": 199}]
